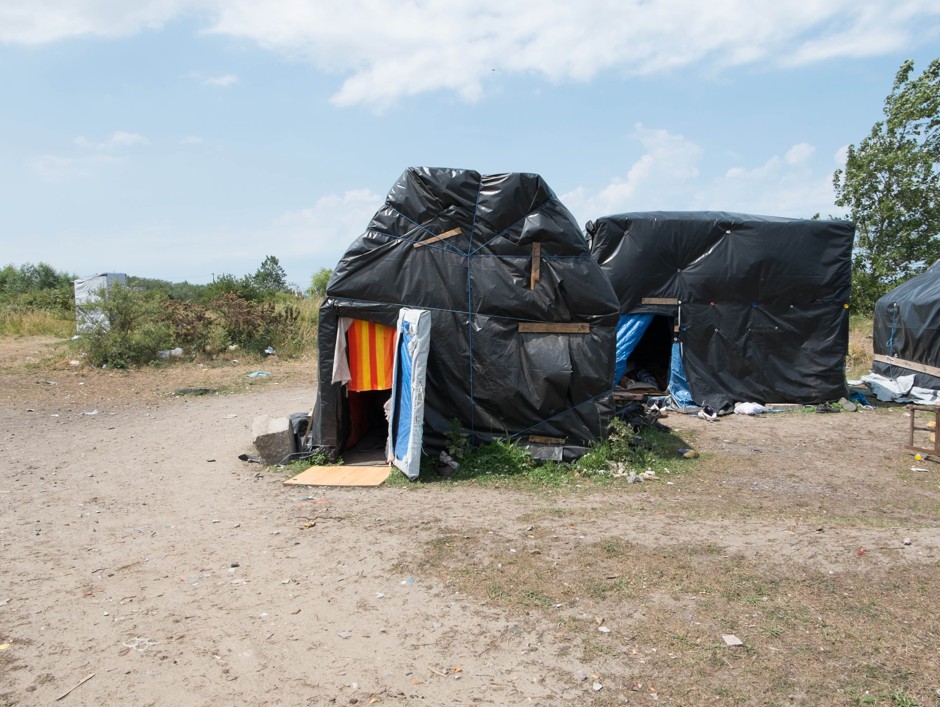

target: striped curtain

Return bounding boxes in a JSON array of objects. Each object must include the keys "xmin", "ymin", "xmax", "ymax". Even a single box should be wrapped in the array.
[{"xmin": 346, "ymin": 320, "xmax": 396, "ymax": 391}]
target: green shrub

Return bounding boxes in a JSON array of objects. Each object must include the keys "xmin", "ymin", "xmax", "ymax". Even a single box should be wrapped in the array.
[
  {"xmin": 456, "ymin": 439, "xmax": 535, "ymax": 477},
  {"xmin": 80, "ymin": 285, "xmax": 173, "ymax": 368},
  {"xmin": 207, "ymin": 293, "xmax": 295, "ymax": 354}
]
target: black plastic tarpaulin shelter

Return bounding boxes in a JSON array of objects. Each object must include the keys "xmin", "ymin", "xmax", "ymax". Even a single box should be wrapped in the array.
[
  {"xmin": 309, "ymin": 167, "xmax": 621, "ymax": 476},
  {"xmin": 872, "ymin": 260, "xmax": 940, "ymax": 389},
  {"xmin": 587, "ymin": 211, "xmax": 854, "ymax": 409}
]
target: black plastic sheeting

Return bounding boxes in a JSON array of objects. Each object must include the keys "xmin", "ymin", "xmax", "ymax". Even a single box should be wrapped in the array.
[
  {"xmin": 872, "ymin": 259, "xmax": 940, "ymax": 389},
  {"xmin": 310, "ymin": 167, "xmax": 621, "ymax": 455},
  {"xmin": 587, "ymin": 212, "xmax": 854, "ymax": 409}
]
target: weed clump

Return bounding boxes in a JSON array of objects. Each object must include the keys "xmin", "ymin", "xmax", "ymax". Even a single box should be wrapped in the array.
[{"xmin": 75, "ymin": 285, "xmax": 317, "ymax": 367}]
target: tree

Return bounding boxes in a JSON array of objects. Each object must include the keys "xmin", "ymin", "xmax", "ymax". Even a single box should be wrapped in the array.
[
  {"xmin": 833, "ymin": 58, "xmax": 940, "ymax": 313},
  {"xmin": 252, "ymin": 255, "xmax": 288, "ymax": 296},
  {"xmin": 306, "ymin": 267, "xmax": 333, "ymax": 299}
]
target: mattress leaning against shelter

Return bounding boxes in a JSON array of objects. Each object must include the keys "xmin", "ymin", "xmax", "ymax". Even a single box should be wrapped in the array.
[
  {"xmin": 586, "ymin": 211, "xmax": 855, "ymax": 411},
  {"xmin": 308, "ymin": 167, "xmax": 621, "ymax": 479}
]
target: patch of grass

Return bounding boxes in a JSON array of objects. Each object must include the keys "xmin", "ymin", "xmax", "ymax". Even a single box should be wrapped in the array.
[
  {"xmin": 279, "ymin": 450, "xmax": 338, "ymax": 476},
  {"xmin": 405, "ymin": 416, "xmax": 697, "ymax": 488},
  {"xmin": 847, "ymin": 315, "xmax": 874, "ymax": 379},
  {"xmin": 408, "ymin": 527, "xmax": 940, "ymax": 705},
  {"xmin": 0, "ymin": 307, "xmax": 74, "ymax": 337}
]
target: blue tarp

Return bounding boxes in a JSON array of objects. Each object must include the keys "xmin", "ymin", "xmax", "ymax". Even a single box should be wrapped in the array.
[
  {"xmin": 615, "ymin": 314, "xmax": 697, "ymax": 408},
  {"xmin": 668, "ymin": 342, "xmax": 695, "ymax": 408},
  {"xmin": 613, "ymin": 314, "xmax": 653, "ymax": 385}
]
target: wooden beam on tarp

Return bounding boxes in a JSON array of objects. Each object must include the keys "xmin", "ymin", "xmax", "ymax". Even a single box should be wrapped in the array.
[
  {"xmin": 518, "ymin": 322, "xmax": 590, "ymax": 334},
  {"xmin": 413, "ymin": 227, "xmax": 462, "ymax": 248}
]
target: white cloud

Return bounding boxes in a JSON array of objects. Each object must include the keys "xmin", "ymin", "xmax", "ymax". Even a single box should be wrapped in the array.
[
  {"xmin": 562, "ymin": 124, "xmax": 704, "ymax": 221},
  {"xmin": 180, "ymin": 135, "xmax": 203, "ymax": 145},
  {"xmin": 203, "ymin": 73, "xmax": 239, "ymax": 87},
  {"xmin": 74, "ymin": 131, "xmax": 149, "ymax": 150},
  {"xmin": 3, "ymin": 1, "xmax": 938, "ymax": 108},
  {"xmin": 29, "ymin": 153, "xmax": 120, "ymax": 182},
  {"xmin": 277, "ymin": 188, "xmax": 382, "ymax": 258},
  {"xmin": 29, "ymin": 155, "xmax": 88, "ymax": 182},
  {"xmin": 834, "ymin": 144, "xmax": 851, "ymax": 168},
  {"xmin": 565, "ymin": 131, "xmax": 839, "ymax": 224},
  {"xmin": 0, "ymin": 0, "xmax": 199, "ymax": 44},
  {"xmin": 708, "ymin": 149, "xmax": 835, "ymax": 217},
  {"xmin": 785, "ymin": 142, "xmax": 815, "ymax": 165}
]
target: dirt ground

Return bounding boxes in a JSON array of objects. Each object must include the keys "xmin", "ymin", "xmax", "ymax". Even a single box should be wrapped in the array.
[{"xmin": 1, "ymin": 337, "xmax": 939, "ymax": 706}]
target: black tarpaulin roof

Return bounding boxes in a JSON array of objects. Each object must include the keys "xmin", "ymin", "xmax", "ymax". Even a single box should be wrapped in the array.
[
  {"xmin": 872, "ymin": 259, "xmax": 940, "ymax": 389},
  {"xmin": 310, "ymin": 167, "xmax": 621, "ymax": 454},
  {"xmin": 587, "ymin": 211, "xmax": 854, "ymax": 408}
]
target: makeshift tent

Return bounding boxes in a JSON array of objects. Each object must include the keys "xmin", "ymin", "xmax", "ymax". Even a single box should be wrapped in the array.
[
  {"xmin": 872, "ymin": 259, "xmax": 940, "ymax": 389},
  {"xmin": 309, "ymin": 167, "xmax": 621, "ymax": 477},
  {"xmin": 587, "ymin": 212, "xmax": 854, "ymax": 409},
  {"xmin": 73, "ymin": 273, "xmax": 127, "ymax": 333}
]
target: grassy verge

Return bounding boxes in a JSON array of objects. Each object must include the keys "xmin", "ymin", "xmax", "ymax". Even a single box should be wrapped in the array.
[
  {"xmin": 406, "ymin": 524, "xmax": 938, "ymax": 706},
  {"xmin": 0, "ymin": 307, "xmax": 74, "ymax": 337}
]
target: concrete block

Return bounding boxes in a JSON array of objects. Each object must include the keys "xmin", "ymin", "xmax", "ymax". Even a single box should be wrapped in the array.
[{"xmin": 252, "ymin": 415, "xmax": 296, "ymax": 465}]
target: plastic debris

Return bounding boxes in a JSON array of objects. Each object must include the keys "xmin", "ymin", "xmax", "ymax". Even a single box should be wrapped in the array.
[
  {"xmin": 722, "ymin": 634, "xmax": 744, "ymax": 647},
  {"xmin": 697, "ymin": 405, "xmax": 719, "ymax": 422},
  {"xmin": 264, "ymin": 346, "xmax": 277, "ymax": 356},
  {"xmin": 733, "ymin": 402, "xmax": 770, "ymax": 415},
  {"xmin": 247, "ymin": 371, "xmax": 271, "ymax": 378},
  {"xmin": 158, "ymin": 347, "xmax": 184, "ymax": 359}
]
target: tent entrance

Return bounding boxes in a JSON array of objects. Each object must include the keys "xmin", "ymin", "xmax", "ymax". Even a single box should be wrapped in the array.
[
  {"xmin": 343, "ymin": 389, "xmax": 391, "ymax": 464},
  {"xmin": 614, "ymin": 314, "xmax": 674, "ymax": 395}
]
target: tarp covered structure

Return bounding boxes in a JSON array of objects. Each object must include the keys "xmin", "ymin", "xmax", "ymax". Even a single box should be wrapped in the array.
[
  {"xmin": 872, "ymin": 259, "xmax": 940, "ymax": 389},
  {"xmin": 587, "ymin": 212, "xmax": 854, "ymax": 409},
  {"xmin": 309, "ymin": 167, "xmax": 621, "ymax": 470},
  {"xmin": 73, "ymin": 273, "xmax": 127, "ymax": 333}
]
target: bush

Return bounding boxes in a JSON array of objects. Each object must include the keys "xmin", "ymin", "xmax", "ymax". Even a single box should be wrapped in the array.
[
  {"xmin": 208, "ymin": 293, "xmax": 298, "ymax": 354},
  {"xmin": 81, "ymin": 285, "xmax": 173, "ymax": 368}
]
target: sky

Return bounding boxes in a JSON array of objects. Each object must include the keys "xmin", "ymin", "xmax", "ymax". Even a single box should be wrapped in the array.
[{"xmin": 2, "ymin": 1, "xmax": 939, "ymax": 289}]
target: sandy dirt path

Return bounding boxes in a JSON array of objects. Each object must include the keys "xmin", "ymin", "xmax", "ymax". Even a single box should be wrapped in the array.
[{"xmin": 1, "ymin": 342, "xmax": 939, "ymax": 705}]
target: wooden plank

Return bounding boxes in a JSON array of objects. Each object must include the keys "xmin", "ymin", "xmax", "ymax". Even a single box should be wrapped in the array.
[
  {"xmin": 641, "ymin": 297, "xmax": 679, "ymax": 305},
  {"xmin": 284, "ymin": 465, "xmax": 391, "ymax": 487},
  {"xmin": 530, "ymin": 241, "xmax": 541, "ymax": 290},
  {"xmin": 873, "ymin": 354, "xmax": 940, "ymax": 379},
  {"xmin": 528, "ymin": 434, "xmax": 565, "ymax": 445},
  {"xmin": 518, "ymin": 322, "xmax": 590, "ymax": 334},
  {"xmin": 413, "ymin": 227, "xmax": 462, "ymax": 248}
]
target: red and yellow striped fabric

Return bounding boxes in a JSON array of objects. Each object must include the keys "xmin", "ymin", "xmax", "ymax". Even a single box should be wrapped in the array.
[{"xmin": 346, "ymin": 320, "xmax": 396, "ymax": 391}]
